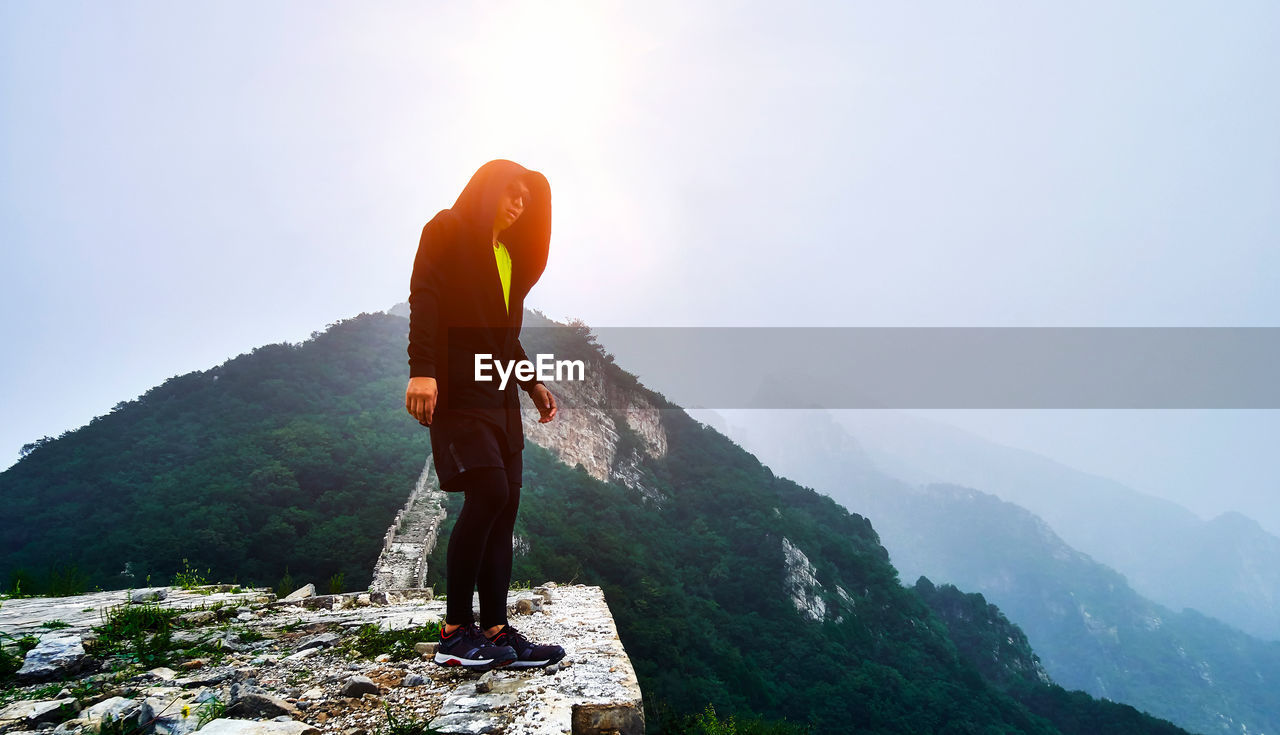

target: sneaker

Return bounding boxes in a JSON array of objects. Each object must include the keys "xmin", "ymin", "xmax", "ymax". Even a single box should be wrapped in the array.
[
  {"xmin": 485, "ymin": 624, "xmax": 566, "ymax": 669},
  {"xmin": 433, "ymin": 623, "xmax": 517, "ymax": 671}
]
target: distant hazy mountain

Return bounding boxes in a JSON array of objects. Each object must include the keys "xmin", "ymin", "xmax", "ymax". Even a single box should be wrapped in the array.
[
  {"xmin": 705, "ymin": 408, "xmax": 1280, "ymax": 735},
  {"xmin": 796, "ymin": 408, "xmax": 1280, "ymax": 643}
]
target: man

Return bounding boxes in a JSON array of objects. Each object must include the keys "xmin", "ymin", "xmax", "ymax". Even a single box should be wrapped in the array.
[{"xmin": 405, "ymin": 159, "xmax": 564, "ymax": 671}]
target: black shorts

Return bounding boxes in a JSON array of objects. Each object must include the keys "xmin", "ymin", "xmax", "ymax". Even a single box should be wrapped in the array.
[{"xmin": 430, "ymin": 415, "xmax": 522, "ymax": 492}]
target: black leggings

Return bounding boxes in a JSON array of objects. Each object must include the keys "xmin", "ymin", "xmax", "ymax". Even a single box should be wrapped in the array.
[{"xmin": 444, "ymin": 466, "xmax": 521, "ymax": 629}]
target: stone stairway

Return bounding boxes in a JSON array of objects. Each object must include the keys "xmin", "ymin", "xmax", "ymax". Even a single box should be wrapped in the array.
[{"xmin": 369, "ymin": 459, "xmax": 446, "ymax": 593}]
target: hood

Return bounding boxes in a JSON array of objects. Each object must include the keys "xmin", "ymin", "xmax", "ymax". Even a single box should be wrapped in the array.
[{"xmin": 451, "ymin": 159, "xmax": 552, "ymax": 293}]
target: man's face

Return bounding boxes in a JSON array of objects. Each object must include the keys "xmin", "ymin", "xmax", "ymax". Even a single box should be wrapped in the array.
[{"xmin": 494, "ymin": 179, "xmax": 531, "ymax": 232}]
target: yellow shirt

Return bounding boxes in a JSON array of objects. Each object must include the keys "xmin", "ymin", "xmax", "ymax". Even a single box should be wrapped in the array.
[{"xmin": 494, "ymin": 240, "xmax": 512, "ymax": 315}]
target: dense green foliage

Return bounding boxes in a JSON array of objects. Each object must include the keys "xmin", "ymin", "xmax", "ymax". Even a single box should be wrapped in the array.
[
  {"xmin": 656, "ymin": 703, "xmax": 813, "ymax": 734},
  {"xmin": 3, "ymin": 311, "xmax": 1193, "ymax": 733},
  {"xmin": 867, "ymin": 483, "xmax": 1280, "ymax": 735},
  {"xmin": 1, "ymin": 314, "xmax": 427, "ymax": 593},
  {"xmin": 468, "ymin": 408, "xmax": 1186, "ymax": 733},
  {"xmin": 914, "ymin": 579, "xmax": 1186, "ymax": 735}
]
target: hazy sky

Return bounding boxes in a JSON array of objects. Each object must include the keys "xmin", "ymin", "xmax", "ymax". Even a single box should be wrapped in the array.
[{"xmin": 2, "ymin": 3, "xmax": 1277, "ymax": 529}]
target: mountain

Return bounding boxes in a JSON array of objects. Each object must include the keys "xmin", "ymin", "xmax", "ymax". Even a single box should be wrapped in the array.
[
  {"xmin": 915, "ymin": 580, "xmax": 1187, "ymax": 735},
  {"xmin": 828, "ymin": 408, "xmax": 1280, "ymax": 642},
  {"xmin": 1, "ymin": 310, "xmax": 1188, "ymax": 734},
  {"xmin": 0, "ymin": 315, "xmax": 428, "ymax": 593},
  {"xmin": 712, "ymin": 408, "xmax": 1280, "ymax": 734}
]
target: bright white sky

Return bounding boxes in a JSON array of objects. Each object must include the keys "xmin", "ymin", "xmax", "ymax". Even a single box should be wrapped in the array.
[{"xmin": 3, "ymin": 2, "xmax": 1278, "ymax": 531}]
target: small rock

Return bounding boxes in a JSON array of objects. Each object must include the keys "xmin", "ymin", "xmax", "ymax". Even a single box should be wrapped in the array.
[
  {"xmin": 413, "ymin": 642, "xmax": 437, "ymax": 655},
  {"xmin": 236, "ymin": 613, "xmax": 254, "ymax": 622},
  {"xmin": 17, "ymin": 635, "xmax": 87, "ymax": 682},
  {"xmin": 199, "ymin": 720, "xmax": 320, "ymax": 735},
  {"xmin": 513, "ymin": 599, "xmax": 534, "ymax": 615},
  {"xmin": 143, "ymin": 667, "xmax": 177, "ymax": 681},
  {"xmin": 230, "ymin": 693, "xmax": 298, "ymax": 720},
  {"xmin": 171, "ymin": 630, "xmax": 212, "ymax": 646},
  {"xmin": 282, "ymin": 584, "xmax": 315, "ymax": 602},
  {"xmin": 400, "ymin": 674, "xmax": 425, "ymax": 687},
  {"xmin": 174, "ymin": 666, "xmax": 235, "ymax": 688},
  {"xmin": 53, "ymin": 717, "xmax": 88, "ymax": 734},
  {"xmin": 139, "ymin": 695, "xmax": 204, "ymax": 735},
  {"xmin": 297, "ymin": 633, "xmax": 340, "ymax": 651},
  {"xmin": 339, "ymin": 676, "xmax": 378, "ymax": 698},
  {"xmin": 0, "ymin": 699, "xmax": 79, "ymax": 730},
  {"xmin": 301, "ymin": 688, "xmax": 324, "ymax": 700},
  {"xmin": 178, "ymin": 610, "xmax": 218, "ymax": 626},
  {"xmin": 544, "ymin": 663, "xmax": 561, "ymax": 675},
  {"xmin": 427, "ymin": 713, "xmax": 502, "ymax": 734},
  {"xmin": 374, "ymin": 654, "xmax": 391, "ymax": 663},
  {"xmin": 130, "ymin": 587, "xmax": 168, "ymax": 603},
  {"xmin": 475, "ymin": 671, "xmax": 494, "ymax": 694}
]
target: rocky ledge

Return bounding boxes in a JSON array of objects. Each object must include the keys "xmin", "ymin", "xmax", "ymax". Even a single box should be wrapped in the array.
[{"xmin": 1, "ymin": 583, "xmax": 641, "ymax": 735}]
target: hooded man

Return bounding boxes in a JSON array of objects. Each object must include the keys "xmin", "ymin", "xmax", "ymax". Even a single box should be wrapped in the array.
[{"xmin": 405, "ymin": 159, "xmax": 564, "ymax": 671}]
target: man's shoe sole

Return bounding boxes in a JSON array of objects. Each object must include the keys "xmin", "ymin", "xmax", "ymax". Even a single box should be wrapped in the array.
[
  {"xmin": 433, "ymin": 652, "xmax": 517, "ymax": 671},
  {"xmin": 502, "ymin": 650, "xmax": 567, "ymax": 669}
]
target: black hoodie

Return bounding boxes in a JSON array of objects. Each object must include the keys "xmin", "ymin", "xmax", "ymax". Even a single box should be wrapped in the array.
[{"xmin": 407, "ymin": 159, "xmax": 552, "ymax": 453}]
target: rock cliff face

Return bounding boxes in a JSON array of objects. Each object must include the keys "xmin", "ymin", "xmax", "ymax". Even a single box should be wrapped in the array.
[{"xmin": 518, "ymin": 368, "xmax": 668, "ymax": 503}]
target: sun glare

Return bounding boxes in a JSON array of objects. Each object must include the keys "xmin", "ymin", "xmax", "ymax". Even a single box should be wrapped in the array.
[{"xmin": 450, "ymin": 3, "xmax": 625, "ymax": 148}]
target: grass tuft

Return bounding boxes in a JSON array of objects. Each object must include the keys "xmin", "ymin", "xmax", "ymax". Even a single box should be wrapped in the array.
[{"xmin": 342, "ymin": 622, "xmax": 443, "ymax": 661}]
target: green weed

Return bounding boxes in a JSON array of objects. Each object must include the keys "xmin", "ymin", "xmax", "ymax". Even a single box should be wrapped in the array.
[
  {"xmin": 46, "ymin": 562, "xmax": 89, "ymax": 597},
  {"xmin": 93, "ymin": 600, "xmax": 181, "ymax": 668},
  {"xmin": 342, "ymin": 622, "xmax": 443, "ymax": 661},
  {"xmin": 0, "ymin": 626, "xmax": 39, "ymax": 680},
  {"xmin": 328, "ymin": 572, "xmax": 346, "ymax": 595},
  {"xmin": 196, "ymin": 695, "xmax": 226, "ymax": 728},
  {"xmin": 275, "ymin": 568, "xmax": 296, "ymax": 598},
  {"xmin": 235, "ymin": 626, "xmax": 266, "ymax": 643},
  {"xmin": 656, "ymin": 702, "xmax": 813, "ymax": 735},
  {"xmin": 173, "ymin": 559, "xmax": 212, "ymax": 593},
  {"xmin": 380, "ymin": 703, "xmax": 444, "ymax": 735}
]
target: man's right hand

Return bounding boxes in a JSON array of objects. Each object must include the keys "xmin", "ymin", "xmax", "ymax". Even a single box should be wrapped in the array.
[{"xmin": 405, "ymin": 377, "xmax": 438, "ymax": 426}]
